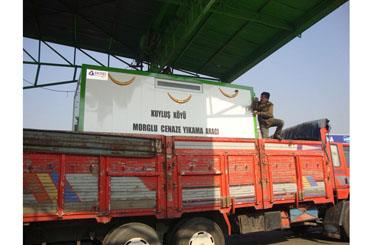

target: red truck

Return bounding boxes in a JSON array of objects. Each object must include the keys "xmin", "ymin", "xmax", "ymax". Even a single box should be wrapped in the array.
[{"xmin": 23, "ymin": 118, "xmax": 349, "ymax": 245}]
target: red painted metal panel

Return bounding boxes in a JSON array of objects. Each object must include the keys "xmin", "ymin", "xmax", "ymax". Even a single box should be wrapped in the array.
[
  {"xmin": 227, "ymin": 155, "xmax": 259, "ymax": 207},
  {"xmin": 98, "ymin": 156, "xmax": 108, "ymax": 216},
  {"xmin": 173, "ymin": 137, "xmax": 260, "ymax": 213},
  {"xmin": 63, "ymin": 155, "xmax": 99, "ymax": 213},
  {"xmin": 256, "ymin": 140, "xmax": 271, "ymax": 209},
  {"xmin": 177, "ymin": 155, "xmax": 223, "ymax": 210},
  {"xmin": 24, "ymin": 130, "xmax": 346, "ymax": 224},
  {"xmin": 165, "ymin": 137, "xmax": 181, "ymax": 217},
  {"xmin": 58, "ymin": 154, "xmax": 65, "ymax": 217},
  {"xmin": 107, "ymin": 157, "xmax": 158, "ymax": 176},
  {"xmin": 23, "ymin": 153, "xmax": 60, "ymax": 215},
  {"xmin": 262, "ymin": 138, "xmax": 335, "ymax": 207},
  {"xmin": 228, "ymin": 156, "xmax": 255, "ymax": 185},
  {"xmin": 106, "ymin": 155, "xmax": 163, "ymax": 215},
  {"xmin": 178, "ymin": 155, "xmax": 222, "ymax": 175},
  {"xmin": 299, "ymin": 156, "xmax": 329, "ymax": 202},
  {"xmin": 267, "ymin": 155, "xmax": 297, "ymax": 203}
]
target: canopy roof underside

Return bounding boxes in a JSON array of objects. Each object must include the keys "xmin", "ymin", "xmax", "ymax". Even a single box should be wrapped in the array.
[{"xmin": 24, "ymin": 0, "xmax": 347, "ymax": 82}]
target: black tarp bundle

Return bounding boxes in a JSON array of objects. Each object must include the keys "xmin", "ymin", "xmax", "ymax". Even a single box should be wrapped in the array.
[{"xmin": 277, "ymin": 118, "xmax": 330, "ymax": 141}]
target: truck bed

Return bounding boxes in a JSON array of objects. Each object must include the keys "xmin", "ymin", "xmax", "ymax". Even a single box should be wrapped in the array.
[{"xmin": 23, "ymin": 129, "xmax": 334, "ymax": 223}]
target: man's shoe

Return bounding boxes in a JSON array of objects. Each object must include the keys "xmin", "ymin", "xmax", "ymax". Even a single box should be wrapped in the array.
[{"xmin": 274, "ymin": 134, "xmax": 282, "ymax": 140}]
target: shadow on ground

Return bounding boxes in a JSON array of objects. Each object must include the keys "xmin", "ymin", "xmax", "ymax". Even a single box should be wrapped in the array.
[{"xmin": 227, "ymin": 227, "xmax": 348, "ymax": 245}]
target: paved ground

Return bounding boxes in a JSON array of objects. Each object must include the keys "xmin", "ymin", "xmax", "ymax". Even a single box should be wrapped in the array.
[
  {"xmin": 35, "ymin": 227, "xmax": 349, "ymax": 245},
  {"xmin": 228, "ymin": 228, "xmax": 349, "ymax": 245}
]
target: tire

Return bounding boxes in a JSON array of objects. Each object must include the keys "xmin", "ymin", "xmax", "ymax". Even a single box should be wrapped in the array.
[
  {"xmin": 164, "ymin": 218, "xmax": 188, "ymax": 245},
  {"xmin": 342, "ymin": 202, "xmax": 350, "ymax": 240},
  {"xmin": 171, "ymin": 217, "xmax": 225, "ymax": 245},
  {"xmin": 103, "ymin": 222, "xmax": 161, "ymax": 245}
]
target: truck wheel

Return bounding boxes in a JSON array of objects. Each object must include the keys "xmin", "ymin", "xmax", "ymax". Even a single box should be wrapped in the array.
[
  {"xmin": 342, "ymin": 202, "xmax": 350, "ymax": 240},
  {"xmin": 171, "ymin": 217, "xmax": 225, "ymax": 245},
  {"xmin": 103, "ymin": 222, "xmax": 161, "ymax": 245}
]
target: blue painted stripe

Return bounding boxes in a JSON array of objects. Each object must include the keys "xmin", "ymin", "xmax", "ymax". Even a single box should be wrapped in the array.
[
  {"xmin": 290, "ymin": 208, "xmax": 318, "ymax": 222},
  {"xmin": 64, "ymin": 179, "xmax": 81, "ymax": 202},
  {"xmin": 306, "ymin": 176, "xmax": 318, "ymax": 187},
  {"xmin": 50, "ymin": 170, "xmax": 80, "ymax": 202},
  {"xmin": 51, "ymin": 171, "xmax": 59, "ymax": 187}
]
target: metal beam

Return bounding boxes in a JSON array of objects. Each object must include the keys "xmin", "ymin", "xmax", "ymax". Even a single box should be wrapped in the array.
[
  {"xmin": 171, "ymin": 13, "xmax": 212, "ymax": 66},
  {"xmin": 73, "ymin": 67, "xmax": 78, "ymax": 82},
  {"xmin": 36, "ymin": 0, "xmax": 117, "ymax": 17},
  {"xmin": 174, "ymin": 68, "xmax": 199, "ymax": 77},
  {"xmin": 23, "ymin": 43, "xmax": 140, "ymax": 71},
  {"xmin": 80, "ymin": 15, "xmax": 137, "ymax": 57},
  {"xmin": 23, "ymin": 80, "xmax": 78, "ymax": 90},
  {"xmin": 29, "ymin": 0, "xmax": 42, "ymax": 87},
  {"xmin": 151, "ymin": 0, "xmax": 218, "ymax": 72},
  {"xmin": 34, "ymin": 65, "xmax": 40, "ymax": 86},
  {"xmin": 34, "ymin": 40, "xmax": 41, "ymax": 86},
  {"xmin": 257, "ymin": 0, "xmax": 271, "ymax": 13},
  {"xmin": 170, "ymin": 66, "xmax": 220, "ymax": 81},
  {"xmin": 23, "ymin": 61, "xmax": 81, "ymax": 68},
  {"xmin": 108, "ymin": 0, "xmax": 123, "ymax": 56},
  {"xmin": 57, "ymin": 0, "xmax": 137, "ymax": 56},
  {"xmin": 77, "ymin": 48, "xmax": 105, "ymax": 67},
  {"xmin": 150, "ymin": 1, "xmax": 172, "ymax": 32},
  {"xmin": 223, "ymin": 0, "xmax": 347, "ymax": 82},
  {"xmin": 274, "ymin": 1, "xmax": 305, "ymax": 13},
  {"xmin": 42, "ymin": 41, "xmax": 73, "ymax": 65},
  {"xmin": 197, "ymin": 21, "xmax": 250, "ymax": 73},
  {"xmin": 111, "ymin": 55, "xmax": 139, "ymax": 70},
  {"xmin": 139, "ymin": 1, "xmax": 174, "ymax": 65},
  {"xmin": 211, "ymin": 4, "xmax": 294, "ymax": 31},
  {"xmin": 73, "ymin": 47, "xmax": 78, "ymax": 80},
  {"xmin": 73, "ymin": 47, "xmax": 78, "ymax": 81},
  {"xmin": 73, "ymin": 47, "xmax": 77, "ymax": 65},
  {"xmin": 23, "ymin": 49, "xmax": 37, "ymax": 62}
]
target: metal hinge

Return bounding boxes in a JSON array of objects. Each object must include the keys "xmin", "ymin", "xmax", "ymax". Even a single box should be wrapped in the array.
[
  {"xmin": 259, "ymin": 179, "xmax": 269, "ymax": 185},
  {"xmin": 221, "ymin": 196, "xmax": 231, "ymax": 208},
  {"xmin": 156, "ymin": 140, "xmax": 163, "ymax": 153},
  {"xmin": 299, "ymin": 192, "xmax": 304, "ymax": 201}
]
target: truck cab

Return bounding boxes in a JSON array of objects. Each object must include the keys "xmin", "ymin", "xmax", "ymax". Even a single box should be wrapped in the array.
[{"xmin": 330, "ymin": 142, "xmax": 350, "ymax": 200}]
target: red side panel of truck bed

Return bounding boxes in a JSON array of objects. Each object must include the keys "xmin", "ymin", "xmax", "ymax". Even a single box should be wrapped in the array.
[
  {"xmin": 23, "ymin": 130, "xmax": 335, "ymax": 223},
  {"xmin": 170, "ymin": 137, "xmax": 260, "ymax": 216},
  {"xmin": 169, "ymin": 137, "xmax": 335, "ymax": 218},
  {"xmin": 24, "ymin": 153, "xmax": 166, "ymax": 222}
]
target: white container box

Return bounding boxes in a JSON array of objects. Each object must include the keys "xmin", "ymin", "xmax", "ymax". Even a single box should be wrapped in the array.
[{"xmin": 73, "ymin": 65, "xmax": 258, "ymax": 138}]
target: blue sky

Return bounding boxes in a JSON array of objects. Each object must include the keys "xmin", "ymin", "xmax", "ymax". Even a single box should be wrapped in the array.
[
  {"xmin": 23, "ymin": 2, "xmax": 349, "ymax": 134},
  {"xmin": 234, "ymin": 2, "xmax": 349, "ymax": 134}
]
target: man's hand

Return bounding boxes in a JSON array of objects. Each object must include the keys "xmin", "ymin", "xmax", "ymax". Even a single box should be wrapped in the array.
[{"xmin": 253, "ymin": 111, "xmax": 259, "ymax": 116}]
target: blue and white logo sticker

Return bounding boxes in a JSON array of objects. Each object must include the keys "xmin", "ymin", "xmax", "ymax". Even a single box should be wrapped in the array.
[
  {"xmin": 87, "ymin": 69, "xmax": 108, "ymax": 80},
  {"xmin": 327, "ymin": 135, "xmax": 350, "ymax": 143}
]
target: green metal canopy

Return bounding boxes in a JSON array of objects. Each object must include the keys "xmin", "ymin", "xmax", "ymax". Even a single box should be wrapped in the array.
[{"xmin": 24, "ymin": 0, "xmax": 347, "ymax": 82}]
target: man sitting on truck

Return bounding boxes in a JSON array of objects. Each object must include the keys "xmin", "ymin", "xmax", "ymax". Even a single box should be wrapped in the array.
[{"xmin": 251, "ymin": 92, "xmax": 284, "ymax": 140}]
